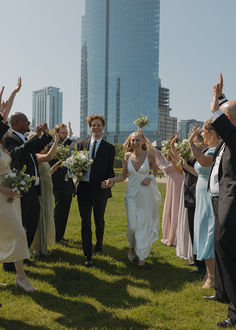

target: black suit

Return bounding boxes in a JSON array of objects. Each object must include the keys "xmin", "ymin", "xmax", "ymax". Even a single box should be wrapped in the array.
[
  {"xmin": 211, "ymin": 114, "xmax": 236, "ymax": 320},
  {"xmin": 5, "ymin": 132, "xmax": 52, "ymax": 247},
  {"xmin": 50, "ymin": 138, "xmax": 74, "ymax": 242},
  {"xmin": 76, "ymin": 139, "xmax": 115, "ymax": 258}
]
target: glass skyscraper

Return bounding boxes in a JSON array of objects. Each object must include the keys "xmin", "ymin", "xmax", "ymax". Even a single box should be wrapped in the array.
[
  {"xmin": 80, "ymin": 0, "xmax": 160, "ymax": 143},
  {"xmin": 32, "ymin": 87, "xmax": 63, "ymax": 130}
]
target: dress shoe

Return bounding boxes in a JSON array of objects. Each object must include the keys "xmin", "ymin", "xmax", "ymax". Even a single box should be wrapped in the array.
[
  {"xmin": 216, "ymin": 318, "xmax": 236, "ymax": 328},
  {"xmin": 84, "ymin": 258, "xmax": 94, "ymax": 267},
  {"xmin": 56, "ymin": 238, "xmax": 69, "ymax": 245},
  {"xmin": 204, "ymin": 295, "xmax": 225, "ymax": 303},
  {"xmin": 184, "ymin": 262, "xmax": 195, "ymax": 266},
  {"xmin": 190, "ymin": 268, "xmax": 206, "ymax": 275},
  {"xmin": 93, "ymin": 248, "xmax": 103, "ymax": 255}
]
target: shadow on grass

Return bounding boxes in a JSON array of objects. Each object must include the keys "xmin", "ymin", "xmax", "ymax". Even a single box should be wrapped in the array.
[
  {"xmin": 0, "ymin": 317, "xmax": 47, "ymax": 330},
  {"xmin": 31, "ymin": 292, "xmax": 150, "ymax": 329}
]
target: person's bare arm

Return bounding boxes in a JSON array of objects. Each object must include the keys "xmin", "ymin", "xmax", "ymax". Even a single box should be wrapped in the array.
[
  {"xmin": 36, "ymin": 131, "xmax": 59, "ymax": 163},
  {"xmin": 106, "ymin": 153, "xmax": 129, "ymax": 184},
  {"xmin": 2, "ymin": 77, "xmax": 22, "ymax": 121},
  {"xmin": 188, "ymin": 128, "xmax": 214, "ymax": 166},
  {"xmin": 170, "ymin": 135, "xmax": 179, "ymax": 159},
  {"xmin": 50, "ymin": 161, "xmax": 62, "ymax": 175}
]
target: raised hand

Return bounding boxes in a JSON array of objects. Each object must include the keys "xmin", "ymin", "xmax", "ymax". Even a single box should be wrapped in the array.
[
  {"xmin": 210, "ymin": 85, "xmax": 219, "ymax": 113},
  {"xmin": 68, "ymin": 122, "xmax": 73, "ymax": 137},
  {"xmin": 216, "ymin": 72, "xmax": 223, "ymax": 97},
  {"xmin": 0, "ymin": 86, "xmax": 4, "ymax": 109},
  {"xmin": 13, "ymin": 77, "xmax": 22, "ymax": 94},
  {"xmin": 35, "ymin": 125, "xmax": 43, "ymax": 137},
  {"xmin": 42, "ymin": 123, "xmax": 49, "ymax": 135},
  {"xmin": 54, "ymin": 131, "xmax": 60, "ymax": 143},
  {"xmin": 188, "ymin": 127, "xmax": 201, "ymax": 144}
]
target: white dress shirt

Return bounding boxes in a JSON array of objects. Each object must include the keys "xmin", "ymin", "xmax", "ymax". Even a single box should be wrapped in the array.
[
  {"xmin": 12, "ymin": 130, "xmax": 40, "ymax": 186},
  {"xmin": 209, "ymin": 110, "xmax": 224, "ymax": 196},
  {"xmin": 84, "ymin": 137, "xmax": 102, "ymax": 182}
]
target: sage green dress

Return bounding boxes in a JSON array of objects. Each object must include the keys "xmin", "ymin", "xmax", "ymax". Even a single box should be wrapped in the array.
[{"xmin": 32, "ymin": 162, "xmax": 55, "ymax": 255}]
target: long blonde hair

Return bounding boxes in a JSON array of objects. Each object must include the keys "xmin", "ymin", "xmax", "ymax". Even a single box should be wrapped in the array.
[{"xmin": 123, "ymin": 131, "xmax": 154, "ymax": 153}]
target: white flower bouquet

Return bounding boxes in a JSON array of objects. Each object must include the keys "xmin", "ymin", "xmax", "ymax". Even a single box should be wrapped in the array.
[
  {"xmin": 55, "ymin": 145, "xmax": 70, "ymax": 161},
  {"xmin": 133, "ymin": 114, "xmax": 150, "ymax": 128},
  {"xmin": 2, "ymin": 165, "xmax": 36, "ymax": 202},
  {"xmin": 161, "ymin": 137, "xmax": 173, "ymax": 159},
  {"xmin": 176, "ymin": 139, "xmax": 194, "ymax": 166},
  {"xmin": 62, "ymin": 150, "xmax": 93, "ymax": 181}
]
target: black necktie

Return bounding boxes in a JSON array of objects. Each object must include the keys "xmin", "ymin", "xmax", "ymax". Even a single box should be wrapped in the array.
[{"xmin": 91, "ymin": 140, "xmax": 97, "ymax": 160}]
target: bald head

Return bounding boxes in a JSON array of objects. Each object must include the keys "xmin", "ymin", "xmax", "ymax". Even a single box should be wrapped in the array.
[
  {"xmin": 220, "ymin": 101, "xmax": 236, "ymax": 119},
  {"xmin": 10, "ymin": 112, "xmax": 30, "ymax": 134}
]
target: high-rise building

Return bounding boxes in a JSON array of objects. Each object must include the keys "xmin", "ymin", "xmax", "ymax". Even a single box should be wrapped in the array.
[
  {"xmin": 32, "ymin": 87, "xmax": 63, "ymax": 130},
  {"xmin": 80, "ymin": 0, "xmax": 160, "ymax": 143},
  {"xmin": 178, "ymin": 119, "xmax": 204, "ymax": 140},
  {"xmin": 158, "ymin": 79, "xmax": 177, "ymax": 141}
]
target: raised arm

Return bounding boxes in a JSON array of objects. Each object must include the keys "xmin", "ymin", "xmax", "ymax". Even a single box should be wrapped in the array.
[
  {"xmin": 188, "ymin": 128, "xmax": 214, "ymax": 167},
  {"xmin": 170, "ymin": 135, "xmax": 179, "ymax": 159},
  {"xmin": 2, "ymin": 77, "xmax": 22, "ymax": 121},
  {"xmin": 36, "ymin": 131, "xmax": 59, "ymax": 163}
]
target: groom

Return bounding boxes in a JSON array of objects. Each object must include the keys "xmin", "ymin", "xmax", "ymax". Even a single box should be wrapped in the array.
[{"xmin": 76, "ymin": 114, "xmax": 115, "ymax": 266}]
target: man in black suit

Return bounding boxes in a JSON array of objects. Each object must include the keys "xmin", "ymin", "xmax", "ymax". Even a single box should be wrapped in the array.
[
  {"xmin": 3, "ymin": 113, "xmax": 52, "ymax": 271},
  {"xmin": 76, "ymin": 114, "xmax": 115, "ymax": 266},
  {"xmin": 50, "ymin": 122, "xmax": 74, "ymax": 244},
  {"xmin": 208, "ymin": 82, "xmax": 236, "ymax": 328}
]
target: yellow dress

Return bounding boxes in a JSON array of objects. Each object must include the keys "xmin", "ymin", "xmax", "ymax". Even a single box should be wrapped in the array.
[{"xmin": 0, "ymin": 145, "xmax": 29, "ymax": 262}]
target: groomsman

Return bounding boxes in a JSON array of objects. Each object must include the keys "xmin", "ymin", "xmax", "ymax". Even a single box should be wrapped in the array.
[
  {"xmin": 207, "ymin": 80, "xmax": 236, "ymax": 328},
  {"xmin": 76, "ymin": 114, "xmax": 115, "ymax": 267},
  {"xmin": 50, "ymin": 122, "xmax": 74, "ymax": 244},
  {"xmin": 4, "ymin": 113, "xmax": 52, "ymax": 271}
]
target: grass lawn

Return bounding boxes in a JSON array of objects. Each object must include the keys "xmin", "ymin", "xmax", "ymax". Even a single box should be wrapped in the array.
[{"xmin": 0, "ymin": 182, "xmax": 227, "ymax": 329}]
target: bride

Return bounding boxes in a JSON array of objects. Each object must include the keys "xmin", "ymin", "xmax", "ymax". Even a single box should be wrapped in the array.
[{"xmin": 107, "ymin": 131, "xmax": 161, "ymax": 265}]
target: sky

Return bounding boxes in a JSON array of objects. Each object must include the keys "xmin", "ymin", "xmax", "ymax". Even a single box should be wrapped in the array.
[{"xmin": 1, "ymin": 0, "xmax": 236, "ymax": 136}]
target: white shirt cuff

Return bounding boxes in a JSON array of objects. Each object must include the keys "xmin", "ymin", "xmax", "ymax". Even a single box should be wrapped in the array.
[{"xmin": 211, "ymin": 109, "xmax": 223, "ymax": 122}]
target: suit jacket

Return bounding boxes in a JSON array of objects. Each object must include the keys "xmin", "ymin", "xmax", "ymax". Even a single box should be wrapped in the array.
[
  {"xmin": 76, "ymin": 138, "xmax": 115, "ymax": 198},
  {"xmin": 211, "ymin": 114, "xmax": 236, "ymax": 229},
  {"xmin": 50, "ymin": 137, "xmax": 74, "ymax": 191},
  {"xmin": 5, "ymin": 132, "xmax": 53, "ymax": 193}
]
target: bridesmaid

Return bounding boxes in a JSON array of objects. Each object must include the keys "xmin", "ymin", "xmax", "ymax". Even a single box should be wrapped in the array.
[
  {"xmin": 0, "ymin": 81, "xmax": 36, "ymax": 292},
  {"xmin": 188, "ymin": 120, "xmax": 219, "ymax": 288},
  {"xmin": 159, "ymin": 139, "xmax": 184, "ymax": 247},
  {"xmin": 29, "ymin": 131, "xmax": 61, "ymax": 256}
]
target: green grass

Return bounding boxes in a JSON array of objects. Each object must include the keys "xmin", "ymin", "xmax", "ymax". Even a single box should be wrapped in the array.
[{"xmin": 0, "ymin": 182, "xmax": 227, "ymax": 329}]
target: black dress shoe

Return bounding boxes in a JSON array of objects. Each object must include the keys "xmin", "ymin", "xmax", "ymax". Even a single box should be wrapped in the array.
[
  {"xmin": 93, "ymin": 248, "xmax": 103, "ymax": 255},
  {"xmin": 190, "ymin": 268, "xmax": 206, "ymax": 275},
  {"xmin": 204, "ymin": 295, "xmax": 225, "ymax": 303},
  {"xmin": 56, "ymin": 238, "xmax": 69, "ymax": 246},
  {"xmin": 184, "ymin": 262, "xmax": 195, "ymax": 266},
  {"xmin": 216, "ymin": 318, "xmax": 236, "ymax": 328},
  {"xmin": 84, "ymin": 258, "xmax": 94, "ymax": 267}
]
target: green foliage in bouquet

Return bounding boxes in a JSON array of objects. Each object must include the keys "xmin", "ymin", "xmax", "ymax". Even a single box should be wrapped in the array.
[
  {"xmin": 62, "ymin": 150, "xmax": 93, "ymax": 181},
  {"xmin": 55, "ymin": 145, "xmax": 70, "ymax": 161},
  {"xmin": 2, "ymin": 165, "xmax": 36, "ymax": 202},
  {"xmin": 133, "ymin": 114, "xmax": 150, "ymax": 129},
  {"xmin": 176, "ymin": 139, "xmax": 194, "ymax": 166}
]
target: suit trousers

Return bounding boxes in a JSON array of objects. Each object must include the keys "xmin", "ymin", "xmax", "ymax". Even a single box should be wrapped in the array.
[
  {"xmin": 77, "ymin": 181, "xmax": 108, "ymax": 258},
  {"xmin": 187, "ymin": 207, "xmax": 205, "ymax": 270},
  {"xmin": 212, "ymin": 197, "xmax": 236, "ymax": 319},
  {"xmin": 53, "ymin": 185, "xmax": 73, "ymax": 242}
]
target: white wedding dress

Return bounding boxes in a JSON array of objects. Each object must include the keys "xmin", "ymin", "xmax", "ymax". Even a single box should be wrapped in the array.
[{"xmin": 125, "ymin": 154, "xmax": 161, "ymax": 260}]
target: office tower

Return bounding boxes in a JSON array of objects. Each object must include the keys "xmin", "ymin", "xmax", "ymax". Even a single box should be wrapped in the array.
[
  {"xmin": 32, "ymin": 87, "xmax": 63, "ymax": 130},
  {"xmin": 158, "ymin": 79, "xmax": 177, "ymax": 141},
  {"xmin": 80, "ymin": 0, "xmax": 160, "ymax": 143},
  {"xmin": 178, "ymin": 119, "xmax": 204, "ymax": 140}
]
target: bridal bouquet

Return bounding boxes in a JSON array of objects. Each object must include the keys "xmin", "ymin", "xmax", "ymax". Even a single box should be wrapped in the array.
[
  {"xmin": 62, "ymin": 150, "xmax": 93, "ymax": 181},
  {"xmin": 161, "ymin": 137, "xmax": 173, "ymax": 159},
  {"xmin": 55, "ymin": 145, "xmax": 70, "ymax": 161},
  {"xmin": 2, "ymin": 165, "xmax": 36, "ymax": 202},
  {"xmin": 133, "ymin": 114, "xmax": 150, "ymax": 128},
  {"xmin": 176, "ymin": 139, "xmax": 194, "ymax": 166}
]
